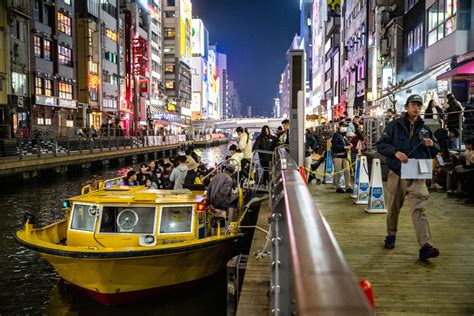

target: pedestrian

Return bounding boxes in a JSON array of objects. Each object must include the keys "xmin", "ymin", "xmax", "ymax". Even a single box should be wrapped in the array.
[
  {"xmin": 236, "ymin": 127, "xmax": 252, "ymax": 169},
  {"xmin": 125, "ymin": 170, "xmax": 139, "ymax": 186},
  {"xmin": 424, "ymin": 99, "xmax": 444, "ymax": 122},
  {"xmin": 252, "ymin": 125, "xmax": 277, "ymax": 185},
  {"xmin": 21, "ymin": 124, "xmax": 30, "ymax": 139},
  {"xmin": 331, "ymin": 123, "xmax": 353, "ymax": 193},
  {"xmin": 445, "ymin": 93, "xmax": 463, "ymax": 131},
  {"xmin": 170, "ymin": 155, "xmax": 188, "ymax": 190},
  {"xmin": 305, "ymin": 128, "xmax": 318, "ymax": 182},
  {"xmin": 376, "ymin": 94, "xmax": 440, "ymax": 260},
  {"xmin": 277, "ymin": 119, "xmax": 289, "ymax": 145},
  {"xmin": 463, "ymin": 97, "xmax": 474, "ymax": 137}
]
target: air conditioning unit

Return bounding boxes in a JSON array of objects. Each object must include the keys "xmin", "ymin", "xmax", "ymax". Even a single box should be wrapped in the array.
[{"xmin": 380, "ymin": 38, "xmax": 389, "ymax": 57}]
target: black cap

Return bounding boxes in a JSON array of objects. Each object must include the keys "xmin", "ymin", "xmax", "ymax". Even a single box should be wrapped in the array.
[{"xmin": 407, "ymin": 94, "xmax": 423, "ymax": 105}]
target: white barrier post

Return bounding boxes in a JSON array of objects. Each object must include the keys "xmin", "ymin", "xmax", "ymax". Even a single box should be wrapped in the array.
[
  {"xmin": 366, "ymin": 158, "xmax": 387, "ymax": 214},
  {"xmin": 355, "ymin": 156, "xmax": 369, "ymax": 205},
  {"xmin": 352, "ymin": 155, "xmax": 361, "ymax": 199}
]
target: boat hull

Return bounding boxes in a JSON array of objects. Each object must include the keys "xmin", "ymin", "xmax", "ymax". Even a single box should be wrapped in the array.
[{"xmin": 20, "ymin": 235, "xmax": 240, "ymax": 305}]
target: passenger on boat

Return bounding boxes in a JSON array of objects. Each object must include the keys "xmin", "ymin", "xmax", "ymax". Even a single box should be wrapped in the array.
[
  {"xmin": 137, "ymin": 163, "xmax": 153, "ymax": 185},
  {"xmin": 158, "ymin": 170, "xmax": 172, "ymax": 189},
  {"xmin": 206, "ymin": 164, "xmax": 236, "ymax": 223},
  {"xmin": 228, "ymin": 144, "xmax": 243, "ymax": 172},
  {"xmin": 188, "ymin": 145, "xmax": 201, "ymax": 164},
  {"xmin": 145, "ymin": 178, "xmax": 158, "ymax": 189},
  {"xmin": 170, "ymin": 155, "xmax": 189, "ymax": 190},
  {"xmin": 125, "ymin": 170, "xmax": 139, "ymax": 186}
]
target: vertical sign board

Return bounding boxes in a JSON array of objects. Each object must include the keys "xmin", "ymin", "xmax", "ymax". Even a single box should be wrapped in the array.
[{"xmin": 289, "ymin": 50, "xmax": 306, "ymax": 167}]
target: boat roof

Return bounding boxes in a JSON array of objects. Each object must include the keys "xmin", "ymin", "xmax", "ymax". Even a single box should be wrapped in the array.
[{"xmin": 69, "ymin": 186, "xmax": 205, "ymax": 205}]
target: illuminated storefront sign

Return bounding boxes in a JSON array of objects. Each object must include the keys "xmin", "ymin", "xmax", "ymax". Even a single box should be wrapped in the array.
[
  {"xmin": 191, "ymin": 19, "xmax": 205, "ymax": 57},
  {"xmin": 88, "ymin": 74, "xmax": 100, "ymax": 88},
  {"xmin": 180, "ymin": 0, "xmax": 192, "ymax": 66},
  {"xmin": 133, "ymin": 36, "xmax": 148, "ymax": 77},
  {"xmin": 167, "ymin": 102, "xmax": 176, "ymax": 111},
  {"xmin": 181, "ymin": 106, "xmax": 191, "ymax": 116},
  {"xmin": 139, "ymin": 79, "xmax": 149, "ymax": 93}
]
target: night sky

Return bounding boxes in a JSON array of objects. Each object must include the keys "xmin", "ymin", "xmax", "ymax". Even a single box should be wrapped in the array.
[{"xmin": 193, "ymin": 0, "xmax": 300, "ymax": 117}]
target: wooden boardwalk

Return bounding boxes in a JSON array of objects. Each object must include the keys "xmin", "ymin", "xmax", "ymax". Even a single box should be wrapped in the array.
[
  {"xmin": 310, "ymin": 183, "xmax": 474, "ymax": 315},
  {"xmin": 237, "ymin": 202, "xmax": 271, "ymax": 316}
]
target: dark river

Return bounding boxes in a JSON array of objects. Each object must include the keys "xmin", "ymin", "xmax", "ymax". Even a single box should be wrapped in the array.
[{"xmin": 0, "ymin": 145, "xmax": 233, "ymax": 315}]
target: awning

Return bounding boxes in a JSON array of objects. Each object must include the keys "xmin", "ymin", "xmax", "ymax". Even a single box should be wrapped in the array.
[
  {"xmin": 437, "ymin": 60, "xmax": 474, "ymax": 80},
  {"xmin": 375, "ymin": 60, "xmax": 451, "ymax": 103}
]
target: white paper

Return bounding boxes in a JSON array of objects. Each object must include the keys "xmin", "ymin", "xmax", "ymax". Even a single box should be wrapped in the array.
[{"xmin": 400, "ymin": 159, "xmax": 433, "ymax": 179}]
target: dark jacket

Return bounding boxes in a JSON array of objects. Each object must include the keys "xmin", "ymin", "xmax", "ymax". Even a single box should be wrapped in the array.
[
  {"xmin": 446, "ymin": 99, "xmax": 463, "ymax": 129},
  {"xmin": 305, "ymin": 133, "xmax": 318, "ymax": 157},
  {"xmin": 207, "ymin": 172, "xmax": 233, "ymax": 210},
  {"xmin": 331, "ymin": 132, "xmax": 349, "ymax": 157},
  {"xmin": 377, "ymin": 116, "xmax": 440, "ymax": 175},
  {"xmin": 252, "ymin": 134, "xmax": 277, "ymax": 162}
]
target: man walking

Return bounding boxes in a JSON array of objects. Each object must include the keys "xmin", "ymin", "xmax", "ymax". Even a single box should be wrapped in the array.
[{"xmin": 377, "ymin": 94, "xmax": 440, "ymax": 260}]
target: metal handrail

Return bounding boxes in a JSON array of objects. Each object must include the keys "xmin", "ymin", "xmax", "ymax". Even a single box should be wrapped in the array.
[{"xmin": 269, "ymin": 147, "xmax": 373, "ymax": 315}]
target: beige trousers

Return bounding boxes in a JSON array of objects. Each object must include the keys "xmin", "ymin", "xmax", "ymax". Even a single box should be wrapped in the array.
[
  {"xmin": 333, "ymin": 157, "xmax": 351, "ymax": 189},
  {"xmin": 386, "ymin": 171, "xmax": 432, "ymax": 247}
]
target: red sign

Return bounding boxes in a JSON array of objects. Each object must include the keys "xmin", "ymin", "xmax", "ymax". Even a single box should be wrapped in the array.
[
  {"xmin": 133, "ymin": 36, "xmax": 149, "ymax": 77},
  {"xmin": 139, "ymin": 79, "xmax": 148, "ymax": 93}
]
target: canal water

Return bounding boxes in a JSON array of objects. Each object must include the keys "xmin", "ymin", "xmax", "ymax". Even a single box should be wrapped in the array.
[{"xmin": 0, "ymin": 145, "xmax": 232, "ymax": 315}]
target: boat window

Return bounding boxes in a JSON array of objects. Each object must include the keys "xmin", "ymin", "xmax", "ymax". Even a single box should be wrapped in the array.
[
  {"xmin": 159, "ymin": 205, "xmax": 193, "ymax": 234},
  {"xmin": 100, "ymin": 206, "xmax": 155, "ymax": 234},
  {"xmin": 70, "ymin": 204, "xmax": 96, "ymax": 232}
]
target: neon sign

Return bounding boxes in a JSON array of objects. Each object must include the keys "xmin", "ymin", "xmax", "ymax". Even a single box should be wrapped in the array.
[{"xmin": 133, "ymin": 36, "xmax": 148, "ymax": 77}]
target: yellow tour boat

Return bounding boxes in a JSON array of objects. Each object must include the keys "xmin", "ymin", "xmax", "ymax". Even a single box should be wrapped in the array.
[{"xmin": 15, "ymin": 178, "xmax": 242, "ymax": 305}]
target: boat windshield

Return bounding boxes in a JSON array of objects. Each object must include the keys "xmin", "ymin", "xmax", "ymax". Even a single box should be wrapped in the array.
[
  {"xmin": 70, "ymin": 204, "xmax": 96, "ymax": 232},
  {"xmin": 159, "ymin": 205, "xmax": 194, "ymax": 234},
  {"xmin": 99, "ymin": 206, "xmax": 156, "ymax": 234}
]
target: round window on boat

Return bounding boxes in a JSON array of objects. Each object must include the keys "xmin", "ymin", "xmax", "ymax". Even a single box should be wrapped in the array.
[{"xmin": 117, "ymin": 209, "xmax": 139, "ymax": 231}]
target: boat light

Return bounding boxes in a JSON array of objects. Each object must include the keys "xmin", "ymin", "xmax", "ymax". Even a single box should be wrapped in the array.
[
  {"xmin": 145, "ymin": 235, "xmax": 155, "ymax": 244},
  {"xmin": 197, "ymin": 203, "xmax": 205, "ymax": 211},
  {"xmin": 62, "ymin": 201, "xmax": 70, "ymax": 208}
]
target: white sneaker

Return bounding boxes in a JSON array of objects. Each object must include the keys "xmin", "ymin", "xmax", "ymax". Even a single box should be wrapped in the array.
[{"xmin": 431, "ymin": 183, "xmax": 443, "ymax": 190}]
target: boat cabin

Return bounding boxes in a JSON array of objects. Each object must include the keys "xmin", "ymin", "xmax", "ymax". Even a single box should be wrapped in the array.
[{"xmin": 66, "ymin": 184, "xmax": 212, "ymax": 248}]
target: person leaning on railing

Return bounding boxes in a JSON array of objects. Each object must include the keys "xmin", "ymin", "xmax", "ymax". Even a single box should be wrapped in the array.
[{"xmin": 445, "ymin": 94, "xmax": 463, "ymax": 131}]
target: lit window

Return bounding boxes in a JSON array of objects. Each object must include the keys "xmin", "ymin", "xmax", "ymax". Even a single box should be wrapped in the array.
[
  {"xmin": 34, "ymin": 36, "xmax": 42, "ymax": 57},
  {"xmin": 427, "ymin": 0, "xmax": 457, "ymax": 46},
  {"xmin": 165, "ymin": 64, "xmax": 175, "ymax": 73},
  {"xmin": 59, "ymin": 45, "xmax": 72, "ymax": 66},
  {"xmin": 59, "ymin": 82, "xmax": 73, "ymax": 100},
  {"xmin": 106, "ymin": 28, "xmax": 118, "ymax": 42},
  {"xmin": 164, "ymin": 28, "xmax": 176, "ymax": 39},
  {"xmin": 37, "ymin": 117, "xmax": 44, "ymax": 125},
  {"xmin": 89, "ymin": 61, "xmax": 98, "ymax": 74},
  {"xmin": 45, "ymin": 118, "xmax": 52, "ymax": 125},
  {"xmin": 58, "ymin": 12, "xmax": 71, "ymax": 35},
  {"xmin": 35, "ymin": 77, "xmax": 43, "ymax": 95},
  {"xmin": 44, "ymin": 79, "xmax": 53, "ymax": 96},
  {"xmin": 64, "ymin": 0, "xmax": 71, "ymax": 5},
  {"xmin": 165, "ymin": 81, "xmax": 174, "ymax": 89},
  {"xmin": 12, "ymin": 72, "xmax": 28, "ymax": 96},
  {"xmin": 66, "ymin": 120, "xmax": 74, "ymax": 127},
  {"xmin": 44, "ymin": 39, "xmax": 51, "ymax": 61}
]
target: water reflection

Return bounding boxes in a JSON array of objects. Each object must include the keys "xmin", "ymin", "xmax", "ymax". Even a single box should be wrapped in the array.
[{"xmin": 0, "ymin": 145, "xmax": 230, "ymax": 315}]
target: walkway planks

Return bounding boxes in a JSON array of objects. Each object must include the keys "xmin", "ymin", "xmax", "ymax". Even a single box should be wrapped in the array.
[
  {"xmin": 310, "ymin": 183, "xmax": 474, "ymax": 315},
  {"xmin": 237, "ymin": 202, "xmax": 271, "ymax": 316}
]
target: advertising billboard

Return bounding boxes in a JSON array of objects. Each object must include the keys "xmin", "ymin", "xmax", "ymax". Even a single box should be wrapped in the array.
[
  {"xmin": 192, "ymin": 19, "xmax": 205, "ymax": 57},
  {"xmin": 208, "ymin": 50, "xmax": 216, "ymax": 104},
  {"xmin": 180, "ymin": 0, "xmax": 192, "ymax": 66},
  {"xmin": 192, "ymin": 92, "xmax": 201, "ymax": 112}
]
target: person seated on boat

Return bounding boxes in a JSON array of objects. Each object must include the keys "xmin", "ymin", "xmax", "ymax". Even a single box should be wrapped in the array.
[
  {"xmin": 145, "ymin": 178, "xmax": 158, "ymax": 189},
  {"xmin": 125, "ymin": 170, "xmax": 139, "ymax": 186},
  {"xmin": 158, "ymin": 170, "xmax": 172, "ymax": 189},
  {"xmin": 228, "ymin": 144, "xmax": 243, "ymax": 172},
  {"xmin": 170, "ymin": 155, "xmax": 189, "ymax": 190},
  {"xmin": 137, "ymin": 163, "xmax": 153, "ymax": 185},
  {"xmin": 188, "ymin": 145, "xmax": 201, "ymax": 164},
  {"xmin": 206, "ymin": 164, "xmax": 236, "ymax": 230}
]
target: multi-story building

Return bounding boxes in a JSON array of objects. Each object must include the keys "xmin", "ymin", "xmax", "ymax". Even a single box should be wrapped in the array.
[
  {"xmin": 280, "ymin": 35, "xmax": 304, "ymax": 118},
  {"xmin": 310, "ymin": 0, "xmax": 326, "ymax": 120},
  {"xmin": 163, "ymin": 0, "xmax": 192, "ymax": 123},
  {"xmin": 341, "ymin": 0, "xmax": 367, "ymax": 117},
  {"xmin": 76, "ymin": 0, "xmax": 121, "ymax": 131},
  {"xmin": 228, "ymin": 80, "xmax": 242, "ymax": 118},
  {"xmin": 0, "ymin": 2, "xmax": 8, "ymax": 137},
  {"xmin": 6, "ymin": 0, "xmax": 31, "ymax": 137},
  {"xmin": 300, "ymin": 0, "xmax": 313, "ymax": 111},
  {"xmin": 273, "ymin": 97, "xmax": 281, "ymax": 118},
  {"xmin": 191, "ymin": 18, "xmax": 208, "ymax": 121},
  {"xmin": 148, "ymin": 0, "xmax": 165, "ymax": 128},
  {"xmin": 30, "ymin": 0, "xmax": 77, "ymax": 137},
  {"xmin": 215, "ymin": 49, "xmax": 228, "ymax": 119},
  {"xmin": 428, "ymin": 0, "xmax": 474, "ymax": 104}
]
